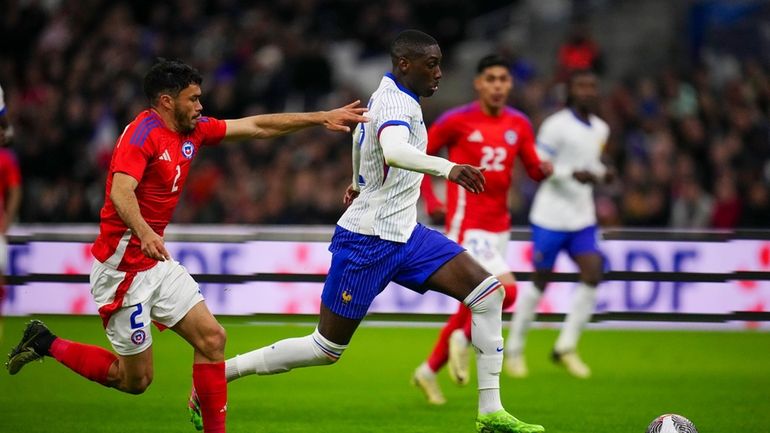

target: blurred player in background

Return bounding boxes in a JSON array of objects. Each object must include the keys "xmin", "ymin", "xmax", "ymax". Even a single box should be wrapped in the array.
[
  {"xmin": 413, "ymin": 55, "xmax": 552, "ymax": 405},
  {"xmin": 5, "ymin": 59, "xmax": 367, "ymax": 433},
  {"xmin": 0, "ymin": 83, "xmax": 22, "ymax": 343},
  {"xmin": 505, "ymin": 69, "xmax": 611, "ymax": 379},
  {"xmin": 200, "ymin": 31, "xmax": 545, "ymax": 433}
]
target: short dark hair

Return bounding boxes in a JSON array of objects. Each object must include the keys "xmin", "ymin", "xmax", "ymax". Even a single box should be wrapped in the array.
[
  {"xmin": 390, "ymin": 29, "xmax": 439, "ymax": 66},
  {"xmin": 143, "ymin": 59, "xmax": 203, "ymax": 106},
  {"xmin": 566, "ymin": 69, "xmax": 597, "ymax": 106},
  {"xmin": 476, "ymin": 54, "xmax": 509, "ymax": 74}
]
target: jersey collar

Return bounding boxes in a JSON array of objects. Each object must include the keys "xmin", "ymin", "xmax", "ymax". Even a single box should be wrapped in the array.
[
  {"xmin": 569, "ymin": 108, "xmax": 592, "ymax": 127},
  {"xmin": 384, "ymin": 72, "xmax": 420, "ymax": 103}
]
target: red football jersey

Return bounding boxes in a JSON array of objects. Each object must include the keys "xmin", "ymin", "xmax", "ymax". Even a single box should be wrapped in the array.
[
  {"xmin": 0, "ymin": 147, "xmax": 21, "ymax": 229},
  {"xmin": 421, "ymin": 102, "xmax": 544, "ymax": 238},
  {"xmin": 91, "ymin": 110, "xmax": 226, "ymax": 272}
]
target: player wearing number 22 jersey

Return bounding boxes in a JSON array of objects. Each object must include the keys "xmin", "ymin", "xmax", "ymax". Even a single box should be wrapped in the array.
[
  {"xmin": 422, "ymin": 100, "xmax": 544, "ymax": 240},
  {"xmin": 413, "ymin": 55, "xmax": 551, "ymax": 405}
]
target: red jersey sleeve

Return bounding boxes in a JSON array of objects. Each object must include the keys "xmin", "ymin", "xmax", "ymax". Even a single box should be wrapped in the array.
[
  {"xmin": 517, "ymin": 118, "xmax": 546, "ymax": 181},
  {"xmin": 421, "ymin": 114, "xmax": 457, "ymax": 214},
  {"xmin": 111, "ymin": 124, "xmax": 155, "ymax": 183},
  {"xmin": 197, "ymin": 116, "xmax": 227, "ymax": 147},
  {"xmin": 427, "ymin": 113, "xmax": 456, "ymax": 156},
  {"xmin": 2, "ymin": 151, "xmax": 21, "ymax": 187}
]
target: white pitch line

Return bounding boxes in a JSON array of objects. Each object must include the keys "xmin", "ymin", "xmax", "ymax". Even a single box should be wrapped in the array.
[{"xmin": 222, "ymin": 320, "xmax": 445, "ymax": 329}]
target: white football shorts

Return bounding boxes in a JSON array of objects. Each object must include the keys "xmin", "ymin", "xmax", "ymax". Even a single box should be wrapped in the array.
[
  {"xmin": 90, "ymin": 258, "xmax": 204, "ymax": 356},
  {"xmin": 459, "ymin": 229, "xmax": 511, "ymax": 277}
]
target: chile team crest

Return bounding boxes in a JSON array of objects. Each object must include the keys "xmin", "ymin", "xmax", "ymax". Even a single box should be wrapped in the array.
[
  {"xmin": 131, "ymin": 329, "xmax": 146, "ymax": 345},
  {"xmin": 182, "ymin": 141, "xmax": 195, "ymax": 159},
  {"xmin": 504, "ymin": 130, "xmax": 518, "ymax": 146}
]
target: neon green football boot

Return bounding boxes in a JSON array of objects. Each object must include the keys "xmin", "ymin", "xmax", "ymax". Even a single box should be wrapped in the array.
[
  {"xmin": 476, "ymin": 410, "xmax": 545, "ymax": 433},
  {"xmin": 188, "ymin": 387, "xmax": 203, "ymax": 431}
]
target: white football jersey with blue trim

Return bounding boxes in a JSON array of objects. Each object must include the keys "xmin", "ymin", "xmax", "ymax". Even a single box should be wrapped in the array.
[
  {"xmin": 530, "ymin": 108, "xmax": 610, "ymax": 231},
  {"xmin": 337, "ymin": 73, "xmax": 428, "ymax": 243}
]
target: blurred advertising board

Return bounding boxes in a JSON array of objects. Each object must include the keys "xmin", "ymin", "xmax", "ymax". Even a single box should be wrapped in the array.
[{"xmin": 3, "ymin": 228, "xmax": 768, "ymax": 329}]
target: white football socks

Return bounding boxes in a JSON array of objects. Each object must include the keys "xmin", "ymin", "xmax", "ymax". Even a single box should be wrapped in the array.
[
  {"xmin": 554, "ymin": 283, "xmax": 597, "ymax": 354},
  {"xmin": 225, "ymin": 328, "xmax": 347, "ymax": 382},
  {"xmin": 506, "ymin": 283, "xmax": 542, "ymax": 356},
  {"xmin": 464, "ymin": 276, "xmax": 505, "ymax": 415},
  {"xmin": 416, "ymin": 361, "xmax": 436, "ymax": 378}
]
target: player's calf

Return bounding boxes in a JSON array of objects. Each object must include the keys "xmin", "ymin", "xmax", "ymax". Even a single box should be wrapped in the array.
[
  {"xmin": 225, "ymin": 328, "xmax": 347, "ymax": 380},
  {"xmin": 464, "ymin": 276, "xmax": 506, "ymax": 415},
  {"xmin": 121, "ymin": 371, "xmax": 153, "ymax": 394},
  {"xmin": 194, "ymin": 323, "xmax": 227, "ymax": 363},
  {"xmin": 7, "ymin": 320, "xmax": 122, "ymax": 390}
]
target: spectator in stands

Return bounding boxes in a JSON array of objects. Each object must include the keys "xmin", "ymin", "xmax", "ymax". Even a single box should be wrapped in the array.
[
  {"xmin": 739, "ymin": 181, "xmax": 770, "ymax": 228},
  {"xmin": 1, "ymin": 1, "xmax": 769, "ymax": 231},
  {"xmin": 711, "ymin": 175, "xmax": 742, "ymax": 229},
  {"xmin": 670, "ymin": 176, "xmax": 714, "ymax": 229},
  {"xmin": 556, "ymin": 23, "xmax": 603, "ymax": 80}
]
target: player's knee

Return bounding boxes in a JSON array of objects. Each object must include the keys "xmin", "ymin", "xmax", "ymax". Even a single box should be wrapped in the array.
[
  {"xmin": 582, "ymin": 268, "xmax": 603, "ymax": 287},
  {"xmin": 198, "ymin": 324, "xmax": 227, "ymax": 361},
  {"xmin": 124, "ymin": 373, "xmax": 153, "ymax": 395},
  {"xmin": 311, "ymin": 328, "xmax": 347, "ymax": 365},
  {"xmin": 465, "ymin": 276, "xmax": 504, "ymax": 314}
]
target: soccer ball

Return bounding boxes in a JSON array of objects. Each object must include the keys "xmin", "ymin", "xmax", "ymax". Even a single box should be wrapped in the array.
[{"xmin": 645, "ymin": 414, "xmax": 698, "ymax": 433}]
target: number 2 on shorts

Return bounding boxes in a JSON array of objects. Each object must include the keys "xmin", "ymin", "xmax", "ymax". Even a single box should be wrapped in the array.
[{"xmin": 129, "ymin": 304, "xmax": 145, "ymax": 329}]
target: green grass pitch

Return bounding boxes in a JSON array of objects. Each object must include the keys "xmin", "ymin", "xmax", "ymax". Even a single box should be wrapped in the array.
[{"xmin": 1, "ymin": 315, "xmax": 768, "ymax": 432}]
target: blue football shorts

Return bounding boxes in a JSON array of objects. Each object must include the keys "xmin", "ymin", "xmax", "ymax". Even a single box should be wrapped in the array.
[
  {"xmin": 321, "ymin": 223, "xmax": 465, "ymax": 320},
  {"xmin": 530, "ymin": 224, "xmax": 602, "ymax": 271}
]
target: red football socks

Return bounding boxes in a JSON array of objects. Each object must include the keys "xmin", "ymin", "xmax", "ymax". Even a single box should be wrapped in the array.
[
  {"xmin": 49, "ymin": 338, "xmax": 117, "ymax": 385},
  {"xmin": 193, "ymin": 362, "xmax": 227, "ymax": 433},
  {"xmin": 427, "ymin": 304, "xmax": 471, "ymax": 371}
]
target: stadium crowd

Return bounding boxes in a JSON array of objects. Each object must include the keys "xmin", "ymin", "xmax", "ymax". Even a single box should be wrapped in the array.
[{"xmin": 1, "ymin": 0, "xmax": 769, "ymax": 228}]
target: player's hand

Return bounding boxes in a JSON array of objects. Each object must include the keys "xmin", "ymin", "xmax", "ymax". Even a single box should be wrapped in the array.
[
  {"xmin": 343, "ymin": 184, "xmax": 360, "ymax": 206},
  {"xmin": 603, "ymin": 166, "xmax": 617, "ymax": 184},
  {"xmin": 572, "ymin": 170, "xmax": 597, "ymax": 184},
  {"xmin": 139, "ymin": 231, "xmax": 171, "ymax": 261},
  {"xmin": 322, "ymin": 100, "xmax": 369, "ymax": 133},
  {"xmin": 448, "ymin": 164, "xmax": 486, "ymax": 194},
  {"xmin": 539, "ymin": 160, "xmax": 554, "ymax": 178},
  {"xmin": 428, "ymin": 206, "xmax": 446, "ymax": 225}
]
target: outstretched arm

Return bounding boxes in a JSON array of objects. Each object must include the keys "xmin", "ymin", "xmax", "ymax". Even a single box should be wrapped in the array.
[
  {"xmin": 344, "ymin": 123, "xmax": 364, "ymax": 206},
  {"xmin": 223, "ymin": 100, "xmax": 368, "ymax": 141}
]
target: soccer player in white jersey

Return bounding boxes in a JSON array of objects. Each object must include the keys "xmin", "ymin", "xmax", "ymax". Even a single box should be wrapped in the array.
[
  {"xmin": 192, "ymin": 30, "xmax": 545, "ymax": 433},
  {"xmin": 505, "ymin": 70, "xmax": 612, "ymax": 379}
]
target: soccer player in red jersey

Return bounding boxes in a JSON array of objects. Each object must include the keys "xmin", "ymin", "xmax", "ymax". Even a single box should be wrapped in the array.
[
  {"xmin": 5, "ymin": 59, "xmax": 367, "ymax": 433},
  {"xmin": 412, "ymin": 55, "xmax": 552, "ymax": 404},
  {"xmin": 0, "ymin": 84, "xmax": 21, "ymax": 338}
]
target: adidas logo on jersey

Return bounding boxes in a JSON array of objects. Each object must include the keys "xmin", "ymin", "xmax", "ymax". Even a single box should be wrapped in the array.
[
  {"xmin": 467, "ymin": 130, "xmax": 484, "ymax": 143},
  {"xmin": 158, "ymin": 149, "xmax": 171, "ymax": 161}
]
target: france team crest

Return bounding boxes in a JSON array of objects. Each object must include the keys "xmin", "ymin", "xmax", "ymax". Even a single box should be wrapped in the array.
[
  {"xmin": 504, "ymin": 130, "xmax": 518, "ymax": 145},
  {"xmin": 182, "ymin": 141, "xmax": 195, "ymax": 159}
]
